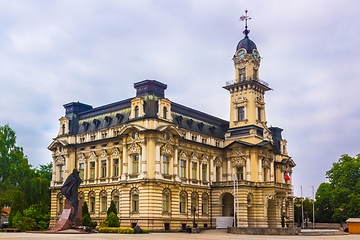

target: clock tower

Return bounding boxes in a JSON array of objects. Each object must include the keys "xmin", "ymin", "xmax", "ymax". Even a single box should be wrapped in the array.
[{"xmin": 224, "ymin": 10, "xmax": 272, "ymax": 144}]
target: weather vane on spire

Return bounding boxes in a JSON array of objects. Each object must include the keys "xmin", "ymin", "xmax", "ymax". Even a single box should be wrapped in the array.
[{"xmin": 239, "ymin": 9, "xmax": 251, "ymax": 37}]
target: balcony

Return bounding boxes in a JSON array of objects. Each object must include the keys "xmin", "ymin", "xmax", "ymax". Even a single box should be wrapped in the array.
[
  {"xmin": 225, "ymin": 78, "xmax": 269, "ymax": 87},
  {"xmin": 212, "ymin": 180, "xmax": 291, "ymax": 189}
]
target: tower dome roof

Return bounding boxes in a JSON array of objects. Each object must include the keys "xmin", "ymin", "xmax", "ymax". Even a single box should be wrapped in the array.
[{"xmin": 236, "ymin": 36, "xmax": 257, "ymax": 53}]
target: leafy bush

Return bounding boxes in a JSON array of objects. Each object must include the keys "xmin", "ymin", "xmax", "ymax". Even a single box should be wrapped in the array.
[
  {"xmin": 12, "ymin": 211, "xmax": 23, "ymax": 227},
  {"xmin": 118, "ymin": 227, "xmax": 134, "ymax": 234},
  {"xmin": 98, "ymin": 227, "xmax": 119, "ymax": 233},
  {"xmin": 142, "ymin": 228, "xmax": 150, "ymax": 234},
  {"xmin": 107, "ymin": 212, "xmax": 119, "ymax": 227},
  {"xmin": 16, "ymin": 217, "xmax": 36, "ymax": 232},
  {"xmin": 100, "ymin": 218, "xmax": 108, "ymax": 228},
  {"xmin": 37, "ymin": 220, "xmax": 48, "ymax": 230},
  {"xmin": 89, "ymin": 221, "xmax": 97, "ymax": 229}
]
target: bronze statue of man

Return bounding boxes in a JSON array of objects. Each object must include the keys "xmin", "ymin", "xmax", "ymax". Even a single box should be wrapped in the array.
[{"xmin": 60, "ymin": 168, "xmax": 82, "ymax": 221}]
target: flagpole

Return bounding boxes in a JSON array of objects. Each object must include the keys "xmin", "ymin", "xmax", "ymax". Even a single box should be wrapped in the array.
[
  {"xmin": 301, "ymin": 186, "xmax": 304, "ymax": 229},
  {"xmin": 312, "ymin": 186, "xmax": 315, "ymax": 229}
]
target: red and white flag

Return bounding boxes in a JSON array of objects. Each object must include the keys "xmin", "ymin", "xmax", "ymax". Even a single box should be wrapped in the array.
[{"xmin": 285, "ymin": 173, "xmax": 291, "ymax": 181}]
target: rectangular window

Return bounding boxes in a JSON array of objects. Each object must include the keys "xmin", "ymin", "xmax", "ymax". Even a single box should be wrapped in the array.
[
  {"xmin": 113, "ymin": 159, "xmax": 119, "ymax": 177},
  {"xmin": 162, "ymin": 156, "xmax": 169, "ymax": 174},
  {"xmin": 101, "ymin": 196, "xmax": 107, "ymax": 212},
  {"xmin": 216, "ymin": 167, "xmax": 220, "ymax": 182},
  {"xmin": 239, "ymin": 68, "xmax": 246, "ymax": 81},
  {"xmin": 236, "ymin": 167, "xmax": 243, "ymax": 181},
  {"xmin": 257, "ymin": 107, "xmax": 262, "ymax": 121},
  {"xmin": 101, "ymin": 160, "xmax": 107, "ymax": 178},
  {"xmin": 133, "ymin": 195, "xmax": 139, "ymax": 212},
  {"xmin": 202, "ymin": 199, "xmax": 208, "ymax": 214},
  {"xmin": 132, "ymin": 155, "xmax": 139, "ymax": 174},
  {"xmin": 180, "ymin": 160, "xmax": 186, "ymax": 178},
  {"xmin": 180, "ymin": 196, "xmax": 186, "ymax": 213},
  {"xmin": 90, "ymin": 162, "xmax": 95, "ymax": 179},
  {"xmin": 59, "ymin": 165, "xmax": 64, "ymax": 181},
  {"xmin": 202, "ymin": 164, "xmax": 207, "ymax": 181},
  {"xmin": 238, "ymin": 106, "xmax": 245, "ymax": 121},
  {"xmin": 253, "ymin": 68, "xmax": 258, "ymax": 80},
  {"xmin": 192, "ymin": 162, "xmax": 197, "ymax": 179},
  {"xmin": 58, "ymin": 198, "xmax": 64, "ymax": 213},
  {"xmin": 90, "ymin": 197, "xmax": 95, "ymax": 212},
  {"xmin": 162, "ymin": 195, "xmax": 169, "ymax": 212},
  {"xmin": 113, "ymin": 196, "xmax": 119, "ymax": 213},
  {"xmin": 79, "ymin": 163, "xmax": 84, "ymax": 179}
]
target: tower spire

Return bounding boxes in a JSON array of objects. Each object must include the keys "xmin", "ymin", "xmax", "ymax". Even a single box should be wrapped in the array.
[{"xmin": 239, "ymin": 10, "xmax": 251, "ymax": 37}]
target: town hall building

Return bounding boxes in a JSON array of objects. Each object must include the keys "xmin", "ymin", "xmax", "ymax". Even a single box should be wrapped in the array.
[{"xmin": 49, "ymin": 15, "xmax": 295, "ymax": 230}]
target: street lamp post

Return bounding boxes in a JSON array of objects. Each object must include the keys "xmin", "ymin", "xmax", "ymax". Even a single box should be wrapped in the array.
[
  {"xmin": 339, "ymin": 208, "xmax": 344, "ymax": 228},
  {"xmin": 295, "ymin": 202, "xmax": 301, "ymax": 227},
  {"xmin": 191, "ymin": 207, "xmax": 197, "ymax": 228}
]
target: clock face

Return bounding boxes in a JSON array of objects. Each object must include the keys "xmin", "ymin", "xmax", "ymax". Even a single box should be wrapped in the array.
[
  {"xmin": 252, "ymin": 50, "xmax": 259, "ymax": 59},
  {"xmin": 237, "ymin": 49, "xmax": 246, "ymax": 59}
]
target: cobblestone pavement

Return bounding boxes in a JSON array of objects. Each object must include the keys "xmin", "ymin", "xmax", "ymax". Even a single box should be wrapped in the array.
[{"xmin": 0, "ymin": 229, "xmax": 358, "ymax": 240}]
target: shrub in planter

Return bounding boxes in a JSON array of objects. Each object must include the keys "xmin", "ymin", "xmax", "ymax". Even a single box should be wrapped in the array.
[{"xmin": 16, "ymin": 217, "xmax": 36, "ymax": 232}]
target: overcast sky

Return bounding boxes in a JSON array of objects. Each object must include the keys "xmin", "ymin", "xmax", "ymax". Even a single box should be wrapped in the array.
[{"xmin": 1, "ymin": 0, "xmax": 359, "ymax": 198}]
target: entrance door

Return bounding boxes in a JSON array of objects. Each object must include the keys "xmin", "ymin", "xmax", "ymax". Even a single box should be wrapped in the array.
[{"xmin": 222, "ymin": 193, "xmax": 234, "ymax": 216}]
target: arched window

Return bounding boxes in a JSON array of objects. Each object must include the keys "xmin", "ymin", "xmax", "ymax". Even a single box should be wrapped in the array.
[
  {"xmin": 162, "ymin": 189, "xmax": 171, "ymax": 212},
  {"xmin": 100, "ymin": 191, "xmax": 107, "ymax": 213},
  {"xmin": 89, "ymin": 191, "xmax": 96, "ymax": 213},
  {"xmin": 191, "ymin": 192, "xmax": 198, "ymax": 212},
  {"xmin": 112, "ymin": 192, "xmax": 120, "ymax": 214},
  {"xmin": 130, "ymin": 188, "xmax": 139, "ymax": 212},
  {"xmin": 179, "ymin": 191, "xmax": 187, "ymax": 213},
  {"xmin": 202, "ymin": 193, "xmax": 209, "ymax": 214}
]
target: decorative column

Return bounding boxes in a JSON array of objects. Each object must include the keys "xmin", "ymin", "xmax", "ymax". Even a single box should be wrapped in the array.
[
  {"xmin": 227, "ymin": 158, "xmax": 231, "ymax": 181},
  {"xmin": 210, "ymin": 156, "xmax": 214, "ymax": 183},
  {"xmin": 155, "ymin": 142, "xmax": 162, "ymax": 179},
  {"xmin": 258, "ymin": 157, "xmax": 263, "ymax": 182},
  {"xmin": 174, "ymin": 147, "xmax": 181, "ymax": 181},
  {"xmin": 246, "ymin": 155, "xmax": 251, "ymax": 181},
  {"xmin": 139, "ymin": 141, "xmax": 147, "ymax": 179},
  {"xmin": 121, "ymin": 143, "xmax": 127, "ymax": 181},
  {"xmin": 270, "ymin": 159, "xmax": 274, "ymax": 181}
]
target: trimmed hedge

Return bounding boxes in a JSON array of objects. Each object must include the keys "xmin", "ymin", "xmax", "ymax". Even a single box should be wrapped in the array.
[{"xmin": 98, "ymin": 227, "xmax": 135, "ymax": 234}]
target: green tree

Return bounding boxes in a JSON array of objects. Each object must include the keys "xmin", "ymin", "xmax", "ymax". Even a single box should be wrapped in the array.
[
  {"xmin": 107, "ymin": 200, "xmax": 118, "ymax": 216},
  {"xmin": 315, "ymin": 154, "xmax": 360, "ymax": 222},
  {"xmin": 82, "ymin": 201, "xmax": 91, "ymax": 226},
  {"xmin": 314, "ymin": 182, "xmax": 334, "ymax": 222}
]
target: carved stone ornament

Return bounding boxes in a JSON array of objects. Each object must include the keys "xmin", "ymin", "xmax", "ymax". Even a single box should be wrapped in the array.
[
  {"xmin": 128, "ymin": 143, "xmax": 140, "ymax": 155},
  {"xmin": 231, "ymin": 146, "xmax": 247, "ymax": 158},
  {"xmin": 100, "ymin": 149, "xmax": 108, "ymax": 158},
  {"xmin": 262, "ymin": 158, "xmax": 270, "ymax": 169},
  {"xmin": 89, "ymin": 151, "xmax": 97, "ymax": 160},
  {"xmin": 201, "ymin": 155, "xmax": 209, "ymax": 164},
  {"xmin": 55, "ymin": 155, "xmax": 65, "ymax": 165},
  {"xmin": 161, "ymin": 143, "xmax": 174, "ymax": 156},
  {"xmin": 112, "ymin": 147, "xmax": 120, "ymax": 156},
  {"xmin": 78, "ymin": 153, "xmax": 85, "ymax": 163},
  {"xmin": 232, "ymin": 156, "xmax": 246, "ymax": 167},
  {"xmin": 179, "ymin": 149, "xmax": 188, "ymax": 159},
  {"xmin": 191, "ymin": 152, "xmax": 198, "ymax": 161},
  {"xmin": 233, "ymin": 96, "xmax": 248, "ymax": 104},
  {"xmin": 214, "ymin": 157, "xmax": 223, "ymax": 167}
]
